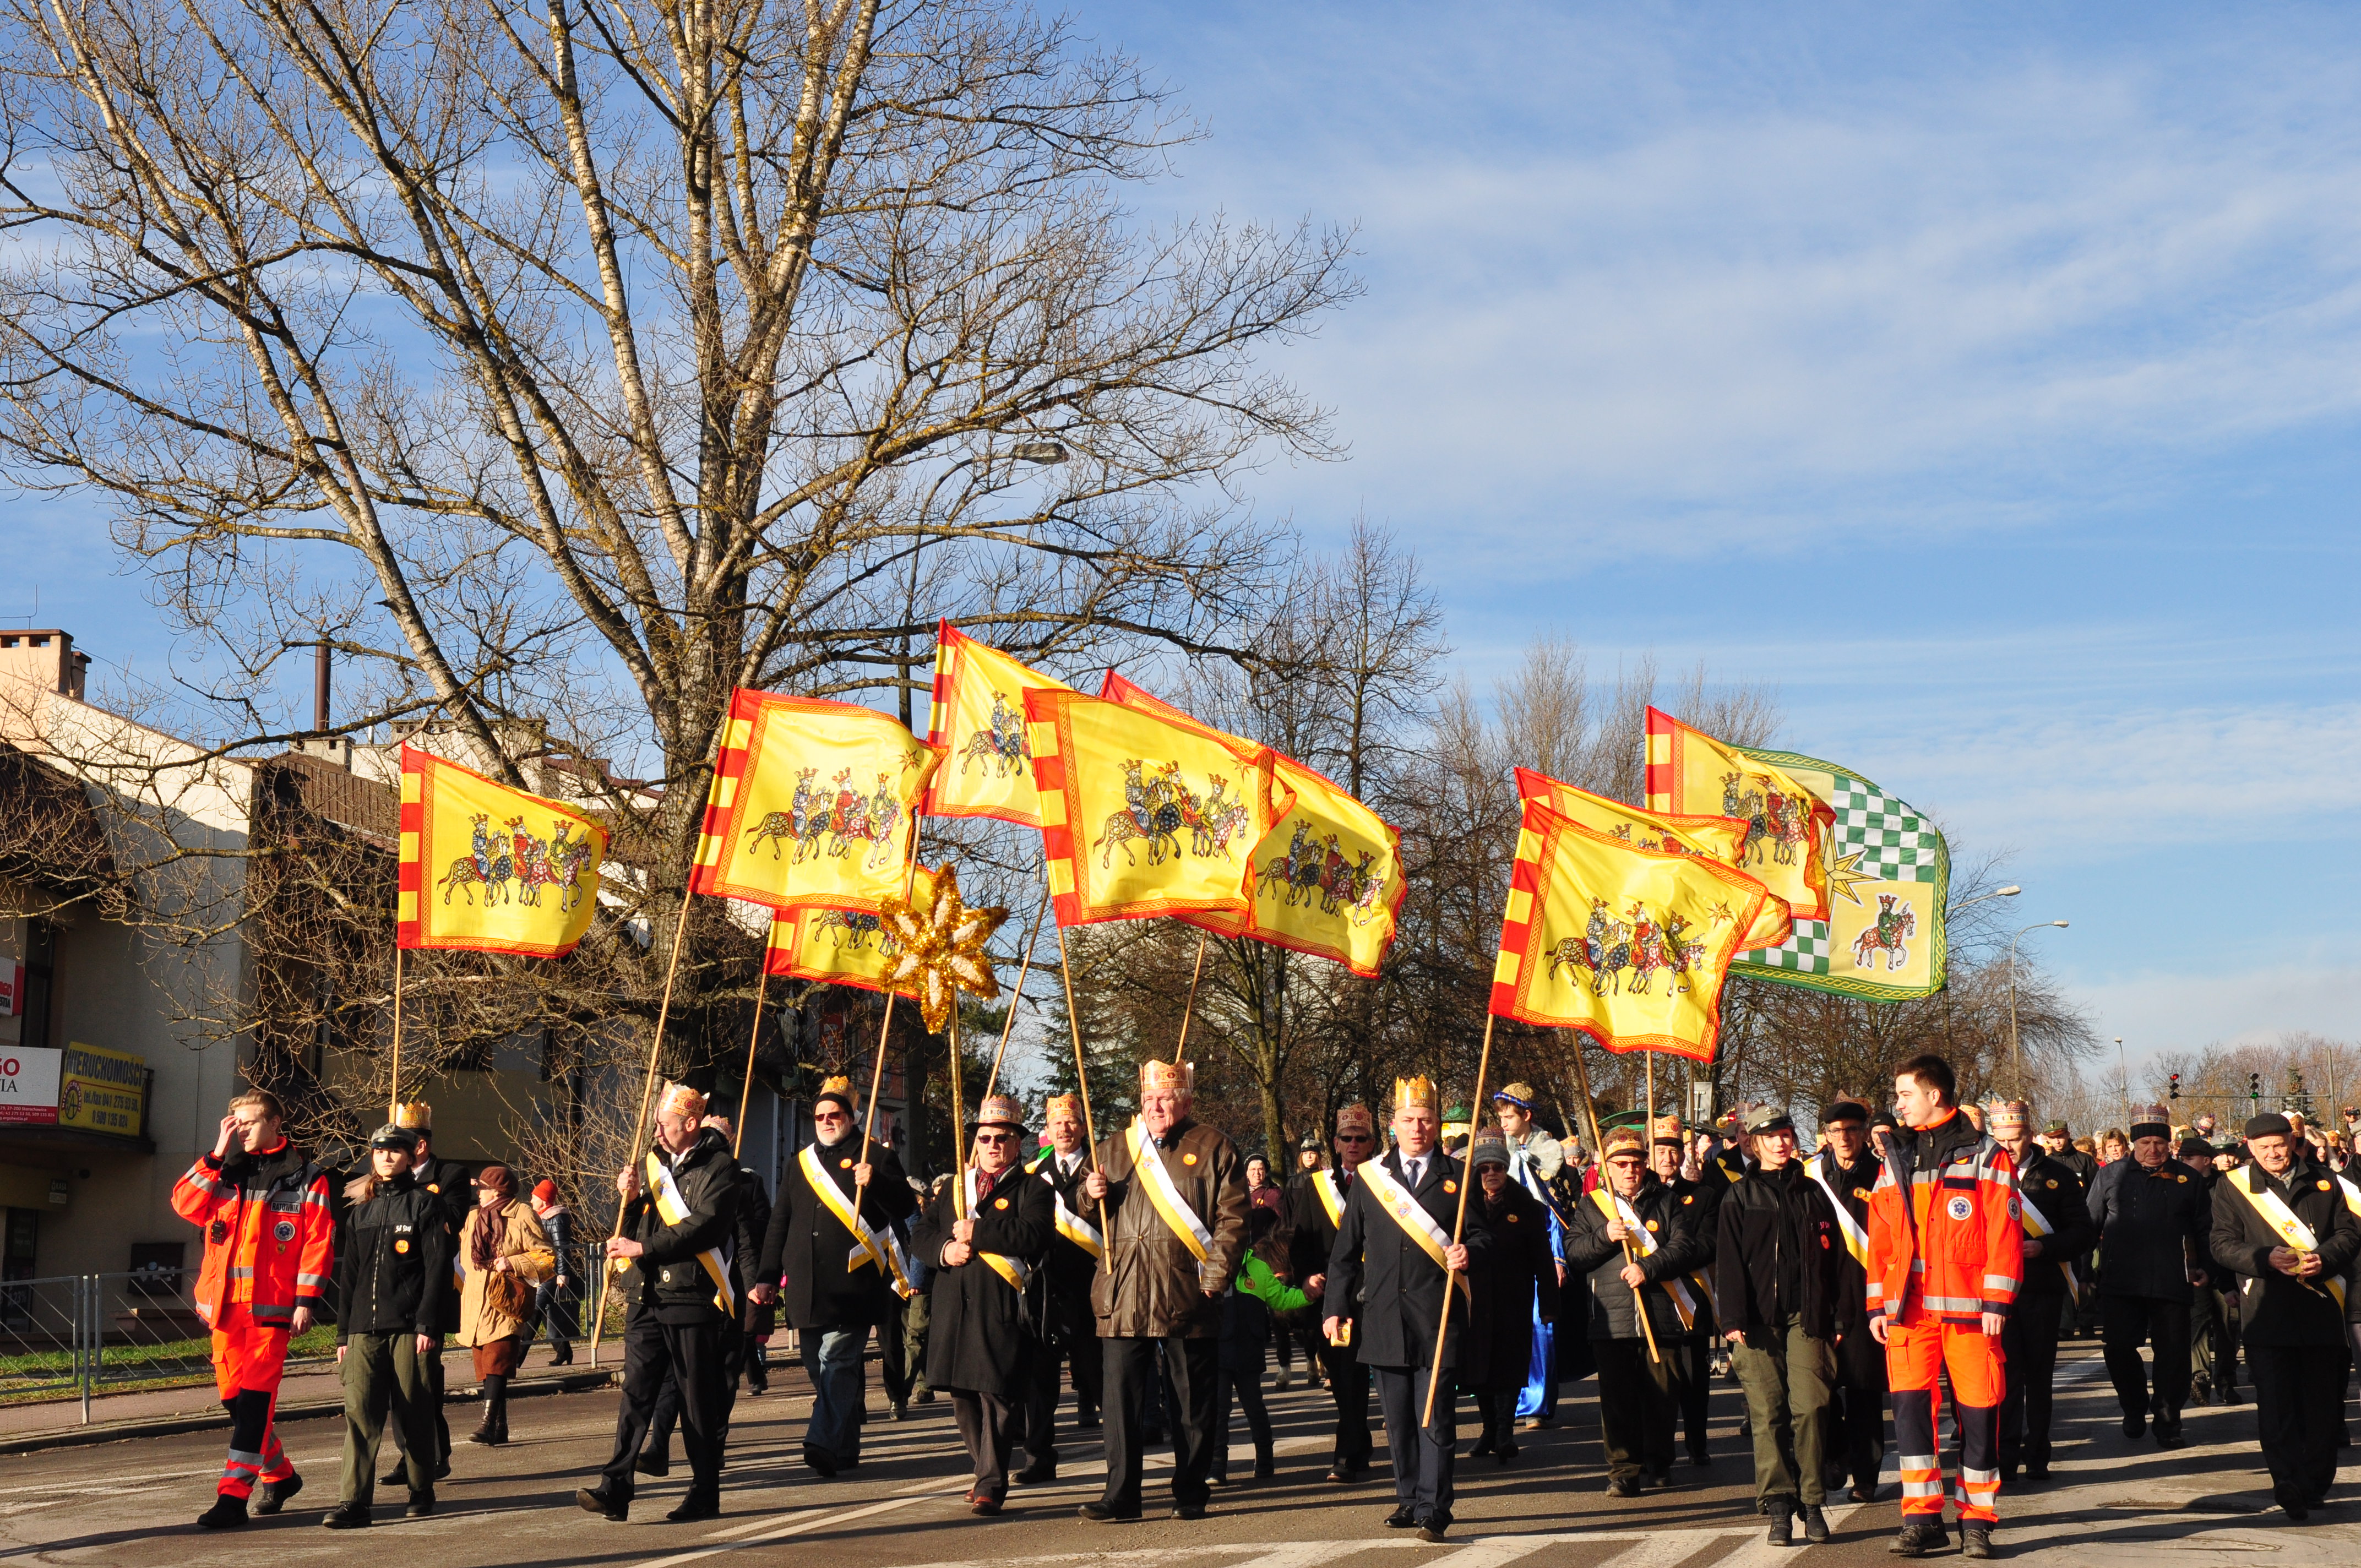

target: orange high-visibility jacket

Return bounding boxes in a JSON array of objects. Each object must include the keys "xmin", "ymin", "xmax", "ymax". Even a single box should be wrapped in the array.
[
  {"xmin": 1864, "ymin": 1113, "xmax": 2023, "ymax": 1326},
  {"xmin": 171, "ymin": 1143, "xmax": 335, "ymax": 1330}
]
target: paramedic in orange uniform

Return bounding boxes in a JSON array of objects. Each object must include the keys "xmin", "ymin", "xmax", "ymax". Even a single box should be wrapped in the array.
[
  {"xmin": 171, "ymin": 1088, "xmax": 336, "ymax": 1529},
  {"xmin": 1866, "ymin": 1055, "xmax": 2022, "ymax": 1561}
]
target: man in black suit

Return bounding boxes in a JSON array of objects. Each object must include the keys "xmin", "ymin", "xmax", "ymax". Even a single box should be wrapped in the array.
[
  {"xmin": 1990, "ymin": 1101, "xmax": 2096, "ymax": 1483},
  {"xmin": 1290, "ymin": 1102, "xmax": 1378, "ymax": 1483},
  {"xmin": 1018, "ymin": 1092, "xmax": 1103, "ymax": 1483},
  {"xmin": 1323, "ymin": 1075, "xmax": 1488, "ymax": 1544}
]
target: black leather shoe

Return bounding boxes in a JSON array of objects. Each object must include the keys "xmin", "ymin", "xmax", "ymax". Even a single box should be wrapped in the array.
[
  {"xmin": 1469, "ymin": 1433, "xmax": 1495, "ymax": 1458},
  {"xmin": 1014, "ymin": 1462, "xmax": 1056, "ymax": 1485},
  {"xmin": 635, "ymin": 1450, "xmax": 671, "ymax": 1477},
  {"xmin": 666, "ymin": 1494, "xmax": 722, "ymax": 1523},
  {"xmin": 2022, "ymin": 1464, "xmax": 2049, "ymax": 1483},
  {"xmin": 197, "ymin": 1496, "xmax": 248, "ymax": 1530},
  {"xmin": 802, "ymin": 1446, "xmax": 839, "ymax": 1477},
  {"xmin": 1169, "ymin": 1504, "xmax": 1206, "ymax": 1520},
  {"xmin": 405, "ymin": 1493, "xmax": 435, "ymax": 1518},
  {"xmin": 1766, "ymin": 1509, "xmax": 1793, "ymax": 1548},
  {"xmin": 320, "ymin": 1506, "xmax": 371, "ymax": 1529},
  {"xmin": 576, "ymin": 1488, "xmax": 628, "ymax": 1522},
  {"xmin": 1606, "ymin": 1476, "xmax": 1642, "ymax": 1498},
  {"xmin": 1383, "ymin": 1504, "xmax": 1419, "ymax": 1528},
  {"xmin": 2121, "ymin": 1412, "xmax": 2145, "ymax": 1439},
  {"xmin": 1802, "ymin": 1505, "xmax": 1829, "ymax": 1544},
  {"xmin": 380, "ymin": 1464, "xmax": 407, "ymax": 1487},
  {"xmin": 1078, "ymin": 1500, "xmax": 1139, "ymax": 1522},
  {"xmin": 253, "ymin": 1473, "xmax": 302, "ymax": 1515},
  {"xmin": 1417, "ymin": 1514, "xmax": 1451, "ymax": 1543},
  {"xmin": 1849, "ymin": 1482, "xmax": 1879, "ymax": 1502},
  {"xmin": 1495, "ymin": 1441, "xmax": 1517, "ymax": 1466}
]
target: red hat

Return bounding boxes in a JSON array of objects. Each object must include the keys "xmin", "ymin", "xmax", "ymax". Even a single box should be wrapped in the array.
[{"xmin": 532, "ymin": 1178, "xmax": 558, "ymax": 1203}]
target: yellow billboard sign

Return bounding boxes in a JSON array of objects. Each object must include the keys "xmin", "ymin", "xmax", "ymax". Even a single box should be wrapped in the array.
[{"xmin": 59, "ymin": 1042, "xmax": 145, "ymax": 1138}]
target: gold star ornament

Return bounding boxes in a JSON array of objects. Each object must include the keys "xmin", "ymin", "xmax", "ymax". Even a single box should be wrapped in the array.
[{"xmin": 879, "ymin": 863, "xmax": 1008, "ymax": 1033}]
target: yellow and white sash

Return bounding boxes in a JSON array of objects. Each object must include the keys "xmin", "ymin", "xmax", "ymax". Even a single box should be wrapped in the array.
[
  {"xmin": 1312, "ymin": 1169, "xmax": 1348, "ymax": 1229},
  {"xmin": 1591, "ymin": 1187, "xmax": 1698, "ymax": 1331},
  {"xmin": 1358, "ymin": 1159, "xmax": 1472, "ymax": 1301},
  {"xmin": 645, "ymin": 1150, "xmax": 734, "ymax": 1313},
  {"xmin": 963, "ymin": 1169, "xmax": 1035, "ymax": 1293},
  {"xmin": 1126, "ymin": 1119, "xmax": 1212, "ymax": 1261},
  {"xmin": 1810, "ymin": 1154, "xmax": 1871, "ymax": 1271},
  {"xmin": 799, "ymin": 1144, "xmax": 913, "ymax": 1299},
  {"xmin": 2231, "ymin": 1170, "xmax": 2347, "ymax": 1311},
  {"xmin": 2016, "ymin": 1188, "xmax": 2077, "ymax": 1293}
]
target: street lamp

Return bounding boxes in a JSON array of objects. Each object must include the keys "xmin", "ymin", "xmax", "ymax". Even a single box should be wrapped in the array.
[
  {"xmin": 1946, "ymin": 885, "xmax": 2021, "ymax": 918},
  {"xmin": 2115, "ymin": 1036, "xmax": 2128, "ymax": 1131},
  {"xmin": 2007, "ymin": 919, "xmax": 2070, "ymax": 1097}
]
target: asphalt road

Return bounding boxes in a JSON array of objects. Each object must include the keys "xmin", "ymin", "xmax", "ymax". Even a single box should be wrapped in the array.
[{"xmin": 1, "ymin": 1342, "xmax": 2356, "ymax": 1565}]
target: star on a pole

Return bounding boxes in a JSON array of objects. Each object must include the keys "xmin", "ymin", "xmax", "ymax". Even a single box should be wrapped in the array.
[
  {"xmin": 879, "ymin": 863, "xmax": 1008, "ymax": 1033},
  {"xmin": 1824, "ymin": 849, "xmax": 1878, "ymax": 907}
]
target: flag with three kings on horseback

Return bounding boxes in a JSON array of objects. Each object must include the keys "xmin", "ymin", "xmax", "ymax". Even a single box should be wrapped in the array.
[
  {"xmin": 1099, "ymin": 672, "xmax": 1402, "ymax": 976},
  {"xmin": 1489, "ymin": 798, "xmax": 1770, "ymax": 1063},
  {"xmin": 923, "ymin": 619, "xmax": 1077, "ymax": 829},
  {"xmin": 398, "ymin": 744, "xmax": 609, "ymax": 957},
  {"xmin": 690, "ymin": 689, "xmax": 943, "ymax": 914},
  {"xmin": 1644, "ymin": 706, "xmax": 1835, "ymax": 927},
  {"xmin": 763, "ymin": 864, "xmax": 943, "ymax": 1000}
]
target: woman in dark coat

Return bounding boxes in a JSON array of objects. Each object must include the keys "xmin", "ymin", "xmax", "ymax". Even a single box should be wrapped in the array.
[
  {"xmin": 911, "ymin": 1095, "xmax": 1054, "ymax": 1515},
  {"xmin": 1465, "ymin": 1130, "xmax": 1559, "ymax": 1463}
]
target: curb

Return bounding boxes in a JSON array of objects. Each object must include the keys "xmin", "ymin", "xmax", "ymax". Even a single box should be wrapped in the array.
[{"xmin": 0, "ymin": 1368, "xmax": 619, "ymax": 1456}]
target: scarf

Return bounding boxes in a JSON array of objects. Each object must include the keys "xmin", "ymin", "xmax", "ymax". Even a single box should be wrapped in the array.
[{"xmin": 471, "ymin": 1196, "xmax": 514, "ymax": 1272}]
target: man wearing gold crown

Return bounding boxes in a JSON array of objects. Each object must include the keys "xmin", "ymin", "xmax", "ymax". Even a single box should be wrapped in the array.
[
  {"xmin": 1289, "ymin": 1103, "xmax": 1378, "ymax": 1483},
  {"xmin": 1076, "ymin": 1058, "xmax": 1248, "ymax": 1522},
  {"xmin": 1019, "ymin": 1092, "xmax": 1103, "ymax": 1484},
  {"xmin": 577, "ymin": 1082, "xmax": 742, "ymax": 1523},
  {"xmin": 1321, "ymin": 1074, "xmax": 1488, "ymax": 1543},
  {"xmin": 752, "ymin": 1074, "xmax": 916, "ymax": 1476},
  {"xmin": 913, "ymin": 1094, "xmax": 1055, "ymax": 1513},
  {"xmin": 379, "ymin": 1101, "xmax": 465, "ymax": 1488}
]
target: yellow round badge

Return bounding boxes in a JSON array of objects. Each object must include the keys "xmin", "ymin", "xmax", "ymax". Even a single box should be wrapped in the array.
[
  {"xmin": 2322, "ymin": 1180, "xmax": 2335, "ymax": 1191},
  {"xmin": 1682, "ymin": 1194, "xmax": 1695, "ymax": 1205},
  {"xmin": 1506, "ymin": 1213, "xmax": 1520, "ymax": 1223},
  {"xmin": 994, "ymin": 1197, "xmax": 1009, "ymax": 1210},
  {"xmin": 1182, "ymin": 1152, "xmax": 1198, "ymax": 1166},
  {"xmin": 2046, "ymin": 1179, "xmax": 2058, "ymax": 1188},
  {"xmin": 1645, "ymin": 1219, "xmax": 1660, "ymax": 1232},
  {"xmin": 840, "ymin": 1157, "xmax": 854, "ymax": 1169},
  {"xmin": 395, "ymin": 1239, "xmax": 410, "ymax": 1253},
  {"xmin": 2177, "ymin": 1174, "xmax": 2188, "ymax": 1183},
  {"xmin": 1443, "ymin": 1179, "xmax": 1457, "ymax": 1194}
]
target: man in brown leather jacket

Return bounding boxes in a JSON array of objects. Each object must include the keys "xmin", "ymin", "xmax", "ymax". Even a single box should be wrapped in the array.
[{"xmin": 1078, "ymin": 1059, "xmax": 1248, "ymax": 1523}]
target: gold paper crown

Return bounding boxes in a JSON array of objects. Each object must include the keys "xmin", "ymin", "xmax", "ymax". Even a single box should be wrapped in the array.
[
  {"xmin": 1044, "ymin": 1092, "xmax": 1082, "ymax": 1119},
  {"xmin": 1649, "ymin": 1114, "xmax": 1685, "ymax": 1144},
  {"xmin": 659, "ymin": 1081, "xmax": 708, "ymax": 1119},
  {"xmin": 1494, "ymin": 1081, "xmax": 1539, "ymax": 1108},
  {"xmin": 1987, "ymin": 1101, "xmax": 2030, "ymax": 1129},
  {"xmin": 1601, "ymin": 1125, "xmax": 1647, "ymax": 1157},
  {"xmin": 1140, "ymin": 1059, "xmax": 1194, "ymax": 1096},
  {"xmin": 977, "ymin": 1093, "xmax": 1026, "ymax": 1130},
  {"xmin": 1335, "ymin": 1102, "xmax": 1375, "ymax": 1135},
  {"xmin": 392, "ymin": 1102, "xmax": 433, "ymax": 1131},
  {"xmin": 819, "ymin": 1075, "xmax": 855, "ymax": 1097},
  {"xmin": 1393, "ymin": 1074, "xmax": 1438, "ymax": 1113}
]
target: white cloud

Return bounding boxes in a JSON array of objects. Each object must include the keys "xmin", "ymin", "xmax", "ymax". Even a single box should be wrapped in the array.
[{"xmin": 2075, "ymin": 962, "xmax": 2361, "ymax": 1059}]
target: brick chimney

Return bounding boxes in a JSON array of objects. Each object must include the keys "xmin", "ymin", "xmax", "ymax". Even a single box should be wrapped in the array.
[{"xmin": 0, "ymin": 630, "xmax": 89, "ymax": 701}]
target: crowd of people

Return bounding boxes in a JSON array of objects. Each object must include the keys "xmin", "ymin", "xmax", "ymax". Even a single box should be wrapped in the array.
[{"xmin": 165, "ymin": 1057, "xmax": 2361, "ymax": 1559}]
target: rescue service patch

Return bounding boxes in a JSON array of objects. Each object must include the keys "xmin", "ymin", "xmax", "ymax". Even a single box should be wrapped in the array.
[
  {"xmin": 273, "ymin": 1219, "xmax": 297, "ymax": 1243},
  {"xmin": 1945, "ymin": 1194, "xmax": 1974, "ymax": 1222}
]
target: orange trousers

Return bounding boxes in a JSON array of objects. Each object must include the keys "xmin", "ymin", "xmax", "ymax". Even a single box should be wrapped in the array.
[
  {"xmin": 210, "ymin": 1309, "xmax": 296, "ymax": 1499},
  {"xmin": 1885, "ymin": 1311, "xmax": 2005, "ymax": 1523}
]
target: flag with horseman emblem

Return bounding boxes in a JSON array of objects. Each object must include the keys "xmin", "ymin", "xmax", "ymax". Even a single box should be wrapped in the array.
[
  {"xmin": 764, "ymin": 864, "xmax": 944, "ymax": 1000},
  {"xmin": 398, "ymin": 746, "xmax": 608, "ymax": 956},
  {"xmin": 1489, "ymin": 798, "xmax": 1769, "ymax": 1062},
  {"xmin": 923, "ymin": 620, "xmax": 1074, "ymax": 828},
  {"xmin": 1024, "ymin": 687, "xmax": 1283, "ymax": 928},
  {"xmin": 1103, "ymin": 674, "xmax": 1399, "ymax": 975},
  {"xmin": 689, "ymin": 690, "xmax": 942, "ymax": 912},
  {"xmin": 1514, "ymin": 767, "xmax": 1790, "ymax": 952},
  {"xmin": 1644, "ymin": 707, "xmax": 1833, "ymax": 925},
  {"xmin": 1724, "ymin": 750, "xmax": 1950, "ymax": 1000}
]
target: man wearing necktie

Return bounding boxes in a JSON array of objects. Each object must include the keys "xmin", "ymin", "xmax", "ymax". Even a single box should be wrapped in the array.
[{"xmin": 1018, "ymin": 1093, "xmax": 1103, "ymax": 1482}]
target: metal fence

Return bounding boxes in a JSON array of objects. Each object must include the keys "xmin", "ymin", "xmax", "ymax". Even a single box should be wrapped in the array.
[{"xmin": 0, "ymin": 1268, "xmax": 336, "ymax": 1423}]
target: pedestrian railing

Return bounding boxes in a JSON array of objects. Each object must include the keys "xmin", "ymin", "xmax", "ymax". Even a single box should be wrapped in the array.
[{"xmin": 0, "ymin": 1268, "xmax": 338, "ymax": 1423}]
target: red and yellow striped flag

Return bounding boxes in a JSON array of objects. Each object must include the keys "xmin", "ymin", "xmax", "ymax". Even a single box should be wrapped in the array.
[
  {"xmin": 1644, "ymin": 707, "xmax": 1832, "ymax": 925},
  {"xmin": 1514, "ymin": 767, "xmax": 1789, "ymax": 952},
  {"xmin": 398, "ymin": 746, "xmax": 607, "ymax": 956},
  {"xmin": 1103, "ymin": 674, "xmax": 1399, "ymax": 975},
  {"xmin": 922, "ymin": 621, "xmax": 1074, "ymax": 828},
  {"xmin": 763, "ymin": 864, "xmax": 944, "ymax": 999},
  {"xmin": 1490, "ymin": 798, "xmax": 1768, "ymax": 1062},
  {"xmin": 1024, "ymin": 687, "xmax": 1281, "ymax": 928},
  {"xmin": 689, "ymin": 690, "xmax": 940, "ymax": 912}
]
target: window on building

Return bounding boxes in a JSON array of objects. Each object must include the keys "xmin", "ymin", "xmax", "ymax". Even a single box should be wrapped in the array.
[{"xmin": 19, "ymin": 920, "xmax": 55, "ymax": 1053}]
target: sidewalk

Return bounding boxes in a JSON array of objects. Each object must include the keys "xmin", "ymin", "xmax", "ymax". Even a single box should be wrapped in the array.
[{"xmin": 0, "ymin": 1341, "xmax": 619, "ymax": 1455}]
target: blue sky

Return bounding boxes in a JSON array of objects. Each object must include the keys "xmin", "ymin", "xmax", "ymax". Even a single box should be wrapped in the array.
[{"xmin": 9, "ymin": 1, "xmax": 2358, "ymax": 1066}]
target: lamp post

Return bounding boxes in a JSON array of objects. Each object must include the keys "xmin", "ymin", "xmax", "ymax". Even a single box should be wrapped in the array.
[
  {"xmin": 2006, "ymin": 918, "xmax": 2070, "ymax": 1097},
  {"xmin": 1946, "ymin": 885, "xmax": 2021, "ymax": 918},
  {"xmin": 2115, "ymin": 1036, "xmax": 2128, "ymax": 1131}
]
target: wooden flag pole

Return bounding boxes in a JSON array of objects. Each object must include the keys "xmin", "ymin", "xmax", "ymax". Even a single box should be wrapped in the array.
[
  {"xmin": 1645, "ymin": 1049, "xmax": 1656, "ymax": 1125},
  {"xmin": 1567, "ymin": 1031, "xmax": 1659, "ymax": 1365},
  {"xmin": 1056, "ymin": 922, "xmax": 1113, "ymax": 1243},
  {"xmin": 979, "ymin": 883, "xmax": 1051, "ymax": 1104},
  {"xmin": 1172, "ymin": 930, "xmax": 1210, "ymax": 1064},
  {"xmin": 732, "ymin": 967, "xmax": 768, "ymax": 1159},
  {"xmin": 388, "ymin": 946, "xmax": 405, "ymax": 1120},
  {"xmin": 589, "ymin": 900, "xmax": 693, "ymax": 1368},
  {"xmin": 948, "ymin": 1005, "xmax": 969, "ymax": 1219},
  {"xmin": 1421, "ymin": 1011, "xmax": 1494, "ymax": 1427}
]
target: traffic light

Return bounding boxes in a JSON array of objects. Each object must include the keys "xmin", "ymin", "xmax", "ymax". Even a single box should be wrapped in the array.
[{"xmin": 2169, "ymin": 1072, "xmax": 2180, "ymax": 1101}]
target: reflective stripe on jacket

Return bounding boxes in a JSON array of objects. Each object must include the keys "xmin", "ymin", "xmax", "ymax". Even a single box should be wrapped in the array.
[
  {"xmin": 171, "ymin": 1142, "xmax": 335, "ymax": 1329},
  {"xmin": 1864, "ymin": 1113, "xmax": 2023, "ymax": 1326}
]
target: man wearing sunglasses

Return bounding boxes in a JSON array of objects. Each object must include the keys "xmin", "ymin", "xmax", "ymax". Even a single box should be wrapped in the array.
[
  {"xmin": 752, "ymin": 1075, "xmax": 915, "ymax": 1477},
  {"xmin": 1290, "ymin": 1103, "xmax": 1380, "ymax": 1483}
]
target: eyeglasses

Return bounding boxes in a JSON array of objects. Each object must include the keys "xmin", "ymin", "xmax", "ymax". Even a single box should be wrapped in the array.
[
  {"xmin": 813, "ymin": 1109, "xmax": 849, "ymax": 1121},
  {"xmin": 1606, "ymin": 1155, "xmax": 1646, "ymax": 1168},
  {"xmin": 1335, "ymin": 1134, "xmax": 1372, "ymax": 1144},
  {"xmin": 975, "ymin": 1133, "xmax": 1016, "ymax": 1145}
]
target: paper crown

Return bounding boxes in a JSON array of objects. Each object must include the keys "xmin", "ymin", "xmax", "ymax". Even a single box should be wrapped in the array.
[
  {"xmin": 1649, "ymin": 1114, "xmax": 1685, "ymax": 1144},
  {"xmin": 1393, "ymin": 1074, "xmax": 1439, "ymax": 1113},
  {"xmin": 659, "ymin": 1081, "xmax": 708, "ymax": 1119},
  {"xmin": 392, "ymin": 1102, "xmax": 433, "ymax": 1131},
  {"xmin": 1043, "ymin": 1092, "xmax": 1082, "ymax": 1120},
  {"xmin": 976, "ymin": 1094, "xmax": 1027, "ymax": 1132},
  {"xmin": 2130, "ymin": 1104, "xmax": 2172, "ymax": 1128},
  {"xmin": 1987, "ymin": 1101, "xmax": 2030, "ymax": 1129},
  {"xmin": 819, "ymin": 1075, "xmax": 855, "ymax": 1098},
  {"xmin": 1335, "ymin": 1102, "xmax": 1375, "ymax": 1136},
  {"xmin": 1140, "ymin": 1059, "xmax": 1194, "ymax": 1096},
  {"xmin": 1601, "ymin": 1125, "xmax": 1647, "ymax": 1157},
  {"xmin": 1493, "ymin": 1081, "xmax": 1539, "ymax": 1109}
]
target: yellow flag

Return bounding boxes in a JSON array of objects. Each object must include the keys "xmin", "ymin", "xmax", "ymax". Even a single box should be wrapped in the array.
[
  {"xmin": 1103, "ymin": 674, "xmax": 1397, "ymax": 975},
  {"xmin": 399, "ymin": 745, "xmax": 607, "ymax": 957},
  {"xmin": 1489, "ymin": 799, "xmax": 1770, "ymax": 1062},
  {"xmin": 1024, "ymin": 687, "xmax": 1280, "ymax": 927},
  {"xmin": 922, "ymin": 620, "xmax": 1073, "ymax": 827},
  {"xmin": 763, "ymin": 865, "xmax": 944, "ymax": 1000},
  {"xmin": 1644, "ymin": 707, "xmax": 1832, "ymax": 925},
  {"xmin": 1514, "ymin": 766, "xmax": 1790, "ymax": 952},
  {"xmin": 690, "ymin": 690, "xmax": 941, "ymax": 912}
]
